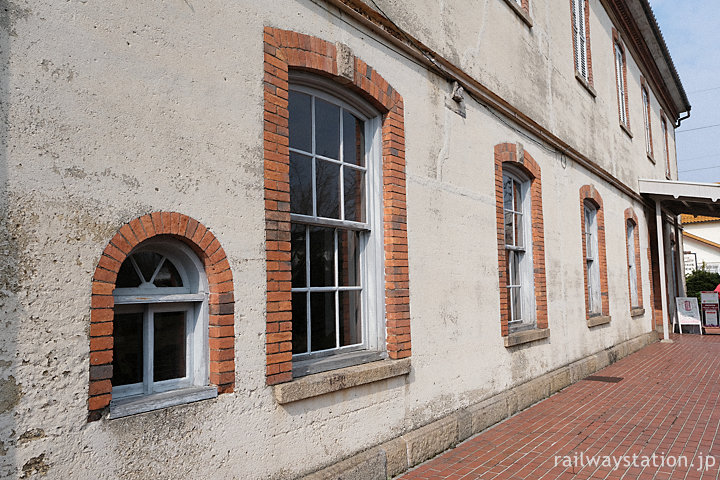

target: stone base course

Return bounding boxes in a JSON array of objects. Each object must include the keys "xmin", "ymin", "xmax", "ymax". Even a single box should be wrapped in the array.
[{"xmin": 300, "ymin": 330, "xmax": 659, "ymax": 479}]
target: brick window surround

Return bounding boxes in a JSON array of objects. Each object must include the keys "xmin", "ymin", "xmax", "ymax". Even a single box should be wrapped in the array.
[
  {"xmin": 88, "ymin": 212, "xmax": 235, "ymax": 421},
  {"xmin": 570, "ymin": 0, "xmax": 593, "ymax": 86},
  {"xmin": 612, "ymin": 28, "xmax": 631, "ymax": 131},
  {"xmin": 579, "ymin": 185, "xmax": 610, "ymax": 321},
  {"xmin": 494, "ymin": 143, "xmax": 548, "ymax": 336},
  {"xmin": 263, "ymin": 27, "xmax": 410, "ymax": 385},
  {"xmin": 624, "ymin": 208, "xmax": 644, "ymax": 310}
]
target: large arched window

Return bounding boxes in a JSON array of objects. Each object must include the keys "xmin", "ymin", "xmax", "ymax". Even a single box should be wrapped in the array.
[
  {"xmin": 287, "ymin": 73, "xmax": 384, "ymax": 374},
  {"xmin": 111, "ymin": 239, "xmax": 213, "ymax": 414}
]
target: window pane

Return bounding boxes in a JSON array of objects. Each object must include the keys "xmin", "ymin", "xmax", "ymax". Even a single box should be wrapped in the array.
[
  {"xmin": 292, "ymin": 292, "xmax": 308, "ymax": 354},
  {"xmin": 153, "ymin": 258, "xmax": 183, "ymax": 287},
  {"xmin": 504, "ymin": 211, "xmax": 514, "ymax": 246},
  {"xmin": 309, "ymin": 226, "xmax": 335, "ymax": 287},
  {"xmin": 338, "ymin": 230, "xmax": 360, "ymax": 287},
  {"xmin": 339, "ymin": 290, "xmax": 362, "ymax": 347},
  {"xmin": 291, "ymin": 224, "xmax": 307, "ymax": 288},
  {"xmin": 134, "ymin": 252, "xmax": 163, "ymax": 284},
  {"xmin": 315, "ymin": 159, "xmax": 340, "ymax": 219},
  {"xmin": 289, "ymin": 91, "xmax": 312, "ymax": 153},
  {"xmin": 508, "ymin": 250, "xmax": 521, "ymax": 286},
  {"xmin": 514, "ymin": 212, "xmax": 524, "ymax": 248},
  {"xmin": 343, "ymin": 111, "xmax": 365, "ymax": 166},
  {"xmin": 315, "ymin": 98, "xmax": 340, "ymax": 159},
  {"xmin": 290, "ymin": 152, "xmax": 313, "ymax": 215},
  {"xmin": 343, "ymin": 166, "xmax": 365, "ymax": 222},
  {"xmin": 513, "ymin": 180, "xmax": 522, "ymax": 213},
  {"xmin": 511, "ymin": 286, "xmax": 522, "ymax": 322},
  {"xmin": 503, "ymin": 176, "xmax": 514, "ymax": 212},
  {"xmin": 310, "ymin": 292, "xmax": 336, "ymax": 351},
  {"xmin": 153, "ymin": 311, "xmax": 186, "ymax": 382},
  {"xmin": 112, "ymin": 312, "xmax": 144, "ymax": 386},
  {"xmin": 116, "ymin": 259, "xmax": 142, "ymax": 288}
]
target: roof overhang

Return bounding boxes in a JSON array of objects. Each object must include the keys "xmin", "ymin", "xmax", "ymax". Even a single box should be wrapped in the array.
[{"xmin": 639, "ymin": 179, "xmax": 720, "ymax": 217}]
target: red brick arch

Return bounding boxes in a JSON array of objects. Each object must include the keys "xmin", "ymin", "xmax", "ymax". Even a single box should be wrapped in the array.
[
  {"xmin": 494, "ymin": 143, "xmax": 548, "ymax": 336},
  {"xmin": 88, "ymin": 212, "xmax": 235, "ymax": 421},
  {"xmin": 263, "ymin": 27, "xmax": 410, "ymax": 384}
]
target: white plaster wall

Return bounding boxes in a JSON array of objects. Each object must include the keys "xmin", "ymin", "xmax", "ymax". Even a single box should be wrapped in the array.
[{"xmin": 0, "ymin": 0, "xmax": 665, "ymax": 478}]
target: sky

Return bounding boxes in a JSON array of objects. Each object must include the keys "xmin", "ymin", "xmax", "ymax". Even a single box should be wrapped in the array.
[{"xmin": 650, "ymin": 0, "xmax": 720, "ymax": 183}]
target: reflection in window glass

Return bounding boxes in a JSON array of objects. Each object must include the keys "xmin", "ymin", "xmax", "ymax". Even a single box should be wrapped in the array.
[
  {"xmin": 153, "ymin": 311, "xmax": 187, "ymax": 382},
  {"xmin": 112, "ymin": 312, "xmax": 144, "ymax": 386}
]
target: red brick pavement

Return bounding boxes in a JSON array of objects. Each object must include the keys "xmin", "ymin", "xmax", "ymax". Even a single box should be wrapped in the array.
[{"xmin": 399, "ymin": 334, "xmax": 720, "ymax": 480}]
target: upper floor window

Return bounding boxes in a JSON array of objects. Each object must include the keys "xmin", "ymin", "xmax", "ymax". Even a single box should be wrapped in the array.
[
  {"xmin": 584, "ymin": 201, "xmax": 601, "ymax": 316},
  {"xmin": 662, "ymin": 117, "xmax": 671, "ymax": 177},
  {"xmin": 571, "ymin": 0, "xmax": 591, "ymax": 83},
  {"xmin": 288, "ymin": 75, "xmax": 384, "ymax": 373},
  {"xmin": 613, "ymin": 36, "xmax": 630, "ymax": 129},
  {"xmin": 503, "ymin": 168, "xmax": 535, "ymax": 330},
  {"xmin": 642, "ymin": 85, "xmax": 653, "ymax": 158},
  {"xmin": 112, "ymin": 239, "xmax": 212, "ymax": 409}
]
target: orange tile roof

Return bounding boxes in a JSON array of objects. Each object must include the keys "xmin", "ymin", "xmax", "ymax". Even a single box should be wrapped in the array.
[
  {"xmin": 681, "ymin": 214, "xmax": 720, "ymax": 224},
  {"xmin": 683, "ymin": 231, "xmax": 720, "ymax": 252}
]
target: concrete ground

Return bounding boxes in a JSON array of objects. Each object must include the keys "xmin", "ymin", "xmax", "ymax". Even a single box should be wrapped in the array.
[{"xmin": 398, "ymin": 334, "xmax": 720, "ymax": 480}]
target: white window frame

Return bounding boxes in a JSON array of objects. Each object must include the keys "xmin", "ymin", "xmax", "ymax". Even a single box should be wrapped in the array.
[
  {"xmin": 288, "ymin": 73, "xmax": 385, "ymax": 375},
  {"xmin": 642, "ymin": 87, "xmax": 652, "ymax": 156},
  {"xmin": 503, "ymin": 168, "xmax": 535, "ymax": 330},
  {"xmin": 615, "ymin": 43, "xmax": 628, "ymax": 126},
  {"xmin": 627, "ymin": 220, "xmax": 639, "ymax": 308},
  {"xmin": 584, "ymin": 202, "xmax": 602, "ymax": 315},
  {"xmin": 662, "ymin": 117, "xmax": 670, "ymax": 177},
  {"xmin": 110, "ymin": 239, "xmax": 214, "ymax": 417},
  {"xmin": 572, "ymin": 0, "xmax": 588, "ymax": 80}
]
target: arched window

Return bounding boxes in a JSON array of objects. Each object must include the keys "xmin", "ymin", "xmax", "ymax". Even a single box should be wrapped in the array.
[
  {"xmin": 111, "ymin": 239, "xmax": 213, "ymax": 413},
  {"xmin": 287, "ymin": 73, "xmax": 385, "ymax": 373},
  {"xmin": 502, "ymin": 167, "xmax": 535, "ymax": 328}
]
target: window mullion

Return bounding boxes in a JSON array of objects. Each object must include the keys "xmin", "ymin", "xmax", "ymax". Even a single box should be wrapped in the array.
[
  {"xmin": 130, "ymin": 256, "xmax": 145, "ymax": 283},
  {"xmin": 145, "ymin": 307, "xmax": 153, "ymax": 394},
  {"xmin": 334, "ymin": 229, "xmax": 340, "ymax": 349},
  {"xmin": 305, "ymin": 225, "xmax": 311, "ymax": 354},
  {"xmin": 148, "ymin": 256, "xmax": 166, "ymax": 285}
]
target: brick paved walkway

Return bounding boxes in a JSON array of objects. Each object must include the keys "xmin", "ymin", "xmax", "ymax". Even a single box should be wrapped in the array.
[{"xmin": 399, "ymin": 334, "xmax": 720, "ymax": 480}]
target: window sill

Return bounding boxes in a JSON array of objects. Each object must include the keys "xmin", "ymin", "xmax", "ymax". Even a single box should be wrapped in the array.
[
  {"xmin": 575, "ymin": 72, "xmax": 597, "ymax": 98},
  {"xmin": 631, "ymin": 307, "xmax": 645, "ymax": 317},
  {"xmin": 273, "ymin": 358, "xmax": 411, "ymax": 404},
  {"xmin": 587, "ymin": 314, "xmax": 611, "ymax": 328},
  {"xmin": 504, "ymin": 328, "xmax": 549, "ymax": 348},
  {"xmin": 501, "ymin": 0, "xmax": 533, "ymax": 27},
  {"xmin": 109, "ymin": 386, "xmax": 217, "ymax": 419},
  {"xmin": 620, "ymin": 122, "xmax": 633, "ymax": 139},
  {"xmin": 292, "ymin": 350, "xmax": 387, "ymax": 377}
]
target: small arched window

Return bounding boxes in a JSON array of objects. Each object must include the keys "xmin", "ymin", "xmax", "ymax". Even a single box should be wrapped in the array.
[{"xmin": 111, "ymin": 239, "xmax": 212, "ymax": 411}]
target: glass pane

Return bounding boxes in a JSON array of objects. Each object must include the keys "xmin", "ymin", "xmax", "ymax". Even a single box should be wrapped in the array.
[
  {"xmin": 290, "ymin": 152, "xmax": 313, "ymax": 215},
  {"xmin": 514, "ymin": 212, "xmax": 524, "ymax": 248},
  {"xmin": 116, "ymin": 259, "xmax": 142, "ymax": 288},
  {"xmin": 153, "ymin": 259, "xmax": 183, "ymax": 287},
  {"xmin": 509, "ymin": 250, "xmax": 521, "ymax": 286},
  {"xmin": 133, "ymin": 252, "xmax": 163, "ymax": 284},
  {"xmin": 315, "ymin": 159, "xmax": 340, "ymax": 219},
  {"xmin": 343, "ymin": 167, "xmax": 365, "ymax": 222},
  {"xmin": 310, "ymin": 292, "xmax": 336, "ymax": 351},
  {"xmin": 112, "ymin": 312, "xmax": 143, "ymax": 386},
  {"xmin": 315, "ymin": 98, "xmax": 340, "ymax": 159},
  {"xmin": 338, "ymin": 230, "xmax": 360, "ymax": 287},
  {"xmin": 504, "ymin": 212, "xmax": 514, "ymax": 246},
  {"xmin": 339, "ymin": 290, "xmax": 362, "ymax": 347},
  {"xmin": 291, "ymin": 224, "xmax": 307, "ymax": 288},
  {"xmin": 309, "ymin": 226, "xmax": 335, "ymax": 287},
  {"xmin": 289, "ymin": 91, "xmax": 312, "ymax": 153},
  {"xmin": 292, "ymin": 292, "xmax": 308, "ymax": 354},
  {"xmin": 153, "ymin": 311, "xmax": 186, "ymax": 382},
  {"xmin": 343, "ymin": 111, "xmax": 365, "ymax": 166},
  {"xmin": 503, "ymin": 176, "xmax": 513, "ymax": 212},
  {"xmin": 513, "ymin": 180, "xmax": 522, "ymax": 213},
  {"xmin": 511, "ymin": 286, "xmax": 522, "ymax": 322}
]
